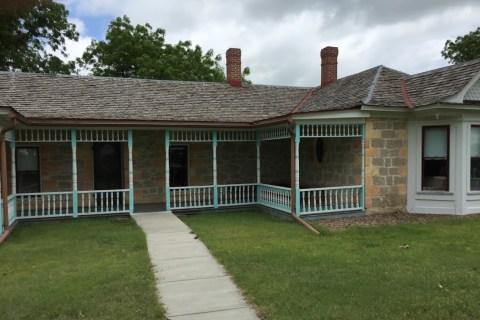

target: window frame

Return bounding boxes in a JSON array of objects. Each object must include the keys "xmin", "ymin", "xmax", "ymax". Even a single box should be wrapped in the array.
[
  {"xmin": 16, "ymin": 146, "xmax": 41, "ymax": 194},
  {"xmin": 421, "ymin": 125, "xmax": 450, "ymax": 191}
]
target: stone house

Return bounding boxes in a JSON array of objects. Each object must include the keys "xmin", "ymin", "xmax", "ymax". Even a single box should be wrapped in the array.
[{"xmin": 1, "ymin": 46, "xmax": 480, "ymax": 238}]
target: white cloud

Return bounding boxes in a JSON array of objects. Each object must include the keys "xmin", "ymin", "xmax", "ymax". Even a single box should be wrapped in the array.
[{"xmin": 61, "ymin": 0, "xmax": 480, "ymax": 86}]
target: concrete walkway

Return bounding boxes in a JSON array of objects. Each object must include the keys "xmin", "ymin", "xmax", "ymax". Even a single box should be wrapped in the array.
[{"xmin": 134, "ymin": 211, "xmax": 259, "ymax": 320}]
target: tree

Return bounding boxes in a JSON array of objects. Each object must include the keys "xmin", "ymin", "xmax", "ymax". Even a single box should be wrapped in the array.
[
  {"xmin": 0, "ymin": 0, "xmax": 79, "ymax": 73},
  {"xmin": 441, "ymin": 27, "xmax": 480, "ymax": 64},
  {"xmin": 79, "ymin": 16, "xmax": 251, "ymax": 83}
]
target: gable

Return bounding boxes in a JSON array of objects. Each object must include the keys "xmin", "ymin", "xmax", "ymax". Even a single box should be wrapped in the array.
[{"xmin": 465, "ymin": 78, "xmax": 480, "ymax": 102}]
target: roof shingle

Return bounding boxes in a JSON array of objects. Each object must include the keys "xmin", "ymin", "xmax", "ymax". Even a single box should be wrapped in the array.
[
  {"xmin": 1, "ymin": 57, "xmax": 480, "ymax": 124},
  {"xmin": 404, "ymin": 58, "xmax": 480, "ymax": 106},
  {"xmin": 0, "ymin": 72, "xmax": 310, "ymax": 124}
]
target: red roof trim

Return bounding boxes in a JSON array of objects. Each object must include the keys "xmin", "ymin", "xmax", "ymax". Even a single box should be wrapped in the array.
[
  {"xmin": 290, "ymin": 88, "xmax": 315, "ymax": 114},
  {"xmin": 401, "ymin": 79, "xmax": 414, "ymax": 109}
]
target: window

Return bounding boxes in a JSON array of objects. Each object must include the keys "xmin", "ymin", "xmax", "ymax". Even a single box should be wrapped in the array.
[
  {"xmin": 16, "ymin": 147, "xmax": 40, "ymax": 193},
  {"xmin": 422, "ymin": 126, "xmax": 449, "ymax": 191},
  {"xmin": 169, "ymin": 146, "xmax": 188, "ymax": 187},
  {"xmin": 470, "ymin": 126, "xmax": 480, "ymax": 191}
]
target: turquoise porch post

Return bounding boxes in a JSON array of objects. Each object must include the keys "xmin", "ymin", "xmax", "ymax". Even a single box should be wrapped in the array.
[
  {"xmin": 128, "ymin": 129, "xmax": 134, "ymax": 215},
  {"xmin": 165, "ymin": 130, "xmax": 170, "ymax": 211},
  {"xmin": 213, "ymin": 130, "xmax": 218, "ymax": 208},
  {"xmin": 10, "ymin": 131, "xmax": 16, "ymax": 215},
  {"xmin": 294, "ymin": 123, "xmax": 301, "ymax": 215},
  {"xmin": 256, "ymin": 132, "xmax": 261, "ymax": 203},
  {"xmin": 71, "ymin": 129, "xmax": 78, "ymax": 218}
]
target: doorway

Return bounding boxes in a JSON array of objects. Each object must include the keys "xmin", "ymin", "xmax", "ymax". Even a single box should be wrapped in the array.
[{"xmin": 93, "ymin": 142, "xmax": 123, "ymax": 190}]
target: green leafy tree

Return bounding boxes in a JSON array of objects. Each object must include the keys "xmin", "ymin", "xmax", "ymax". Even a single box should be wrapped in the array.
[
  {"xmin": 79, "ymin": 16, "xmax": 251, "ymax": 83},
  {"xmin": 441, "ymin": 27, "xmax": 480, "ymax": 64},
  {"xmin": 0, "ymin": 0, "xmax": 79, "ymax": 73}
]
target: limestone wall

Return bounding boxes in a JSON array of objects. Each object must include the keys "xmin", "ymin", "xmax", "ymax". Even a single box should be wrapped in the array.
[
  {"xmin": 132, "ymin": 131, "xmax": 165, "ymax": 204},
  {"xmin": 300, "ymin": 137, "xmax": 361, "ymax": 188},
  {"xmin": 217, "ymin": 142, "xmax": 256, "ymax": 184},
  {"xmin": 260, "ymin": 139, "xmax": 290, "ymax": 187},
  {"xmin": 365, "ymin": 118, "xmax": 408, "ymax": 214},
  {"xmin": 40, "ymin": 143, "xmax": 72, "ymax": 192}
]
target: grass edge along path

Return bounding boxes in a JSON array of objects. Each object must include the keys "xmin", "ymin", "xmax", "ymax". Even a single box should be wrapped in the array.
[
  {"xmin": 0, "ymin": 218, "xmax": 166, "ymax": 320},
  {"xmin": 182, "ymin": 210, "xmax": 480, "ymax": 320}
]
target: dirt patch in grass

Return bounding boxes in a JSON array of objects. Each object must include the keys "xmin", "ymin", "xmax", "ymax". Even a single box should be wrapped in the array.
[{"xmin": 315, "ymin": 212, "xmax": 480, "ymax": 230}]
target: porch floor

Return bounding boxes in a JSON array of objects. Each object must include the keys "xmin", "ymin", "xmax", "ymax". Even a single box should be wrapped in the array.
[{"xmin": 133, "ymin": 211, "xmax": 258, "ymax": 320}]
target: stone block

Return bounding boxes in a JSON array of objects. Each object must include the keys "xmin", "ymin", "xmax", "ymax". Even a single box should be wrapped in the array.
[
  {"xmin": 384, "ymin": 158, "xmax": 392, "ymax": 167},
  {"xmin": 389, "ymin": 149, "xmax": 399, "ymax": 157},
  {"xmin": 394, "ymin": 176, "xmax": 407, "ymax": 185},
  {"xmin": 365, "ymin": 148, "xmax": 380, "ymax": 157},
  {"xmin": 380, "ymin": 149, "xmax": 389, "ymax": 157},
  {"xmin": 378, "ymin": 167, "xmax": 388, "ymax": 176},
  {"xmin": 372, "ymin": 121, "xmax": 386, "ymax": 130},
  {"xmin": 393, "ymin": 121, "xmax": 407, "ymax": 130},
  {"xmin": 371, "ymin": 139, "xmax": 385, "ymax": 148},
  {"xmin": 373, "ymin": 176, "xmax": 385, "ymax": 186},
  {"xmin": 388, "ymin": 168, "xmax": 399, "ymax": 175},
  {"xmin": 381, "ymin": 130, "xmax": 396, "ymax": 139},
  {"xmin": 386, "ymin": 176, "xmax": 393, "ymax": 186},
  {"xmin": 372, "ymin": 158, "xmax": 384, "ymax": 167},
  {"xmin": 392, "ymin": 158, "xmax": 406, "ymax": 167},
  {"xmin": 386, "ymin": 139, "xmax": 404, "ymax": 149}
]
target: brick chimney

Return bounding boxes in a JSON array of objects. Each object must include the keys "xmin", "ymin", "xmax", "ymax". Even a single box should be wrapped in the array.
[
  {"xmin": 226, "ymin": 48, "xmax": 242, "ymax": 87},
  {"xmin": 320, "ymin": 46, "xmax": 339, "ymax": 87}
]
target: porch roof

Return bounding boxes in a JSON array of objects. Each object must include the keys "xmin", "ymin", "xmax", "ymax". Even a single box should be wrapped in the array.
[{"xmin": 0, "ymin": 72, "xmax": 309, "ymax": 124}]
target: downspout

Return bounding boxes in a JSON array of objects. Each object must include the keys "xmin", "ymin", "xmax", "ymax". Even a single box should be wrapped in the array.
[
  {"xmin": 288, "ymin": 119, "xmax": 320, "ymax": 235},
  {"xmin": 1, "ymin": 116, "xmax": 17, "ymax": 241}
]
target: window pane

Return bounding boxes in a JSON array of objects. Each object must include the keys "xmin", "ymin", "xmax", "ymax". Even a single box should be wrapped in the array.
[
  {"xmin": 424, "ymin": 127, "xmax": 447, "ymax": 158},
  {"xmin": 471, "ymin": 127, "xmax": 480, "ymax": 157},
  {"xmin": 17, "ymin": 148, "xmax": 39, "ymax": 171},
  {"xmin": 471, "ymin": 126, "xmax": 480, "ymax": 190},
  {"xmin": 423, "ymin": 126, "xmax": 448, "ymax": 191},
  {"xmin": 16, "ymin": 147, "xmax": 40, "ymax": 193}
]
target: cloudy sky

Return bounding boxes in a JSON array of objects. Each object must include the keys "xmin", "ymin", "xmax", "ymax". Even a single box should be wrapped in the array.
[{"xmin": 59, "ymin": 0, "xmax": 480, "ymax": 87}]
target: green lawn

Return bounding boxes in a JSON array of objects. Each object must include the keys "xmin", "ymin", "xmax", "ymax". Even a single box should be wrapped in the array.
[
  {"xmin": 181, "ymin": 211, "xmax": 480, "ymax": 320},
  {"xmin": 0, "ymin": 218, "xmax": 165, "ymax": 320}
]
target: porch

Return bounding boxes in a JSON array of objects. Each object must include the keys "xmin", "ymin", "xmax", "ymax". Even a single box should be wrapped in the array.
[
  {"xmin": 165, "ymin": 123, "xmax": 364, "ymax": 216},
  {"xmin": 1, "ymin": 122, "xmax": 365, "ymax": 234}
]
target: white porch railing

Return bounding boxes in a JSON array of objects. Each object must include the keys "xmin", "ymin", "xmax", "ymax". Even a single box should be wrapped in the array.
[
  {"xmin": 14, "ymin": 189, "xmax": 129, "ymax": 219},
  {"xmin": 258, "ymin": 184, "xmax": 291, "ymax": 213},
  {"xmin": 170, "ymin": 186, "xmax": 214, "ymax": 209},
  {"xmin": 17, "ymin": 191, "xmax": 73, "ymax": 218},
  {"xmin": 299, "ymin": 186, "xmax": 362, "ymax": 215},
  {"xmin": 8, "ymin": 194, "xmax": 16, "ymax": 224},
  {"xmin": 78, "ymin": 189, "xmax": 129, "ymax": 215},
  {"xmin": 218, "ymin": 184, "xmax": 257, "ymax": 206}
]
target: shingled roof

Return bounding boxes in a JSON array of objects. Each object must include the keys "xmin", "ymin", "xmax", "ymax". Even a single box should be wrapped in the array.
[
  {"xmin": 297, "ymin": 66, "xmax": 407, "ymax": 113},
  {"xmin": 0, "ymin": 72, "xmax": 309, "ymax": 124},
  {"xmin": 1, "ymin": 58, "xmax": 480, "ymax": 125},
  {"xmin": 403, "ymin": 58, "xmax": 480, "ymax": 107},
  {"xmin": 296, "ymin": 59, "xmax": 480, "ymax": 113}
]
